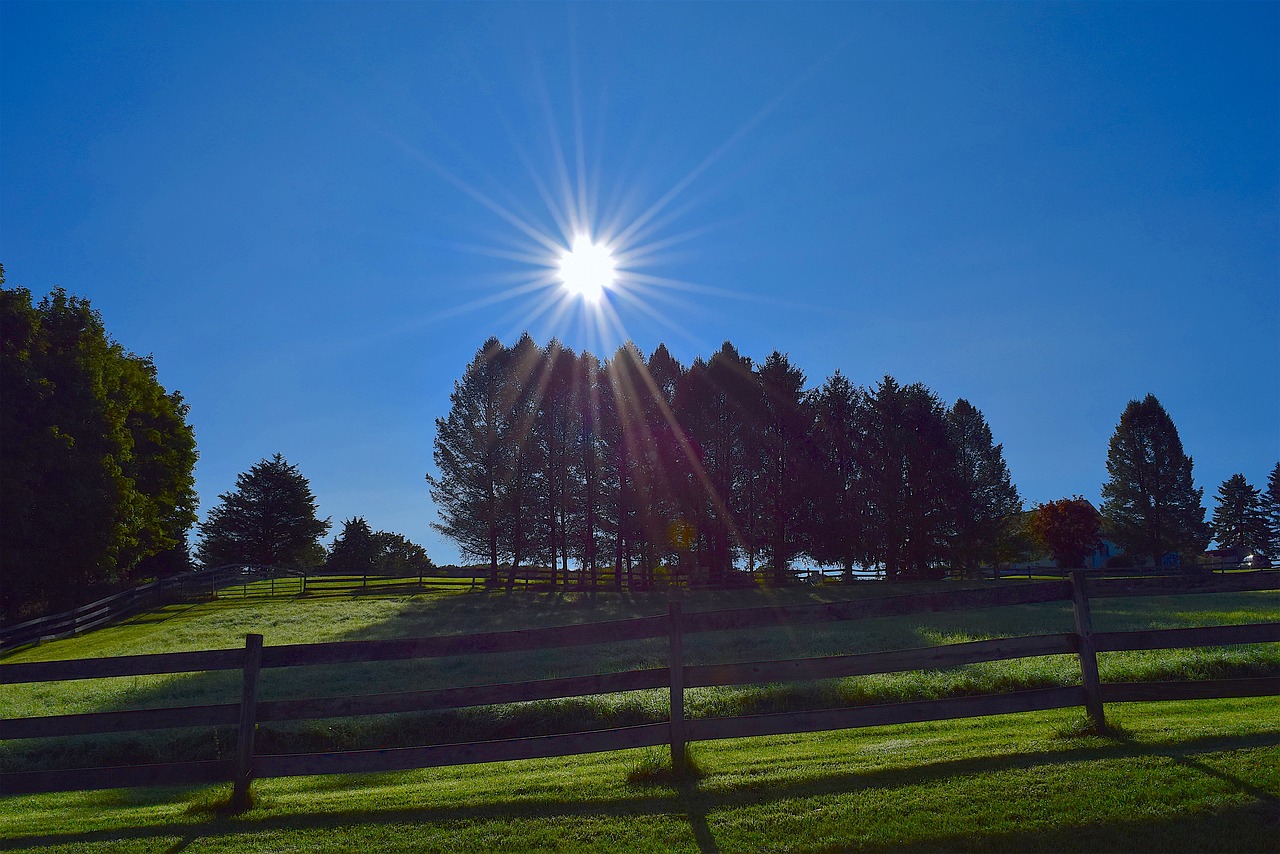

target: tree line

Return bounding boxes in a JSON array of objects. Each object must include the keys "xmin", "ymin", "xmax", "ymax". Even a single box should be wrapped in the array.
[
  {"xmin": 428, "ymin": 336, "xmax": 1023, "ymax": 587},
  {"xmin": 4, "ymin": 275, "xmax": 1277, "ymax": 619}
]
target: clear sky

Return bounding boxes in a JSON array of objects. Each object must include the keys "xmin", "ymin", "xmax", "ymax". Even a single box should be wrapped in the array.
[{"xmin": 3, "ymin": 2, "xmax": 1277, "ymax": 565}]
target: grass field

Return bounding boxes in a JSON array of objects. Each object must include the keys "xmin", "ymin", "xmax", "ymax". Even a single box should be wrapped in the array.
[{"xmin": 2, "ymin": 580, "xmax": 1277, "ymax": 851}]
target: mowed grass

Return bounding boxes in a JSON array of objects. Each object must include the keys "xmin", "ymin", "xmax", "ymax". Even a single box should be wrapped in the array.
[
  {"xmin": 1, "ymin": 580, "xmax": 1277, "ymax": 851},
  {"xmin": 1, "ymin": 698, "xmax": 1276, "ymax": 852},
  {"xmin": 2, "ymin": 580, "xmax": 1277, "ymax": 772}
]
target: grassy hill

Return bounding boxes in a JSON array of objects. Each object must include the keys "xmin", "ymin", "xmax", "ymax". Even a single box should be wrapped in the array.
[{"xmin": 1, "ymin": 579, "xmax": 1277, "ymax": 851}]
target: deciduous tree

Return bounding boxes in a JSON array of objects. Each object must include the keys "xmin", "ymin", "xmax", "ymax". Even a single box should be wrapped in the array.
[
  {"xmin": 1, "ymin": 277, "xmax": 197, "ymax": 619},
  {"xmin": 1029, "ymin": 498, "xmax": 1101, "ymax": 568}
]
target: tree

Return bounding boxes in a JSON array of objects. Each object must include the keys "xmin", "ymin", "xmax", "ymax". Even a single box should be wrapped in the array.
[
  {"xmin": 328, "ymin": 517, "xmax": 380, "ymax": 575},
  {"xmin": 946, "ymin": 399, "xmax": 1022, "ymax": 574},
  {"xmin": 1210, "ymin": 474, "xmax": 1270, "ymax": 556},
  {"xmin": 1, "ymin": 277, "xmax": 197, "ymax": 619},
  {"xmin": 808, "ymin": 372, "xmax": 868, "ymax": 580},
  {"xmin": 1100, "ymin": 395, "xmax": 1209, "ymax": 565},
  {"xmin": 752, "ymin": 351, "xmax": 812, "ymax": 584},
  {"xmin": 197, "ymin": 454, "xmax": 330, "ymax": 567},
  {"xmin": 1029, "ymin": 498, "xmax": 1101, "ymax": 568},
  {"xmin": 427, "ymin": 338, "xmax": 512, "ymax": 584},
  {"xmin": 860, "ymin": 377, "xmax": 959, "ymax": 579},
  {"xmin": 373, "ymin": 530, "xmax": 435, "ymax": 576},
  {"xmin": 1264, "ymin": 463, "xmax": 1280, "ymax": 559}
]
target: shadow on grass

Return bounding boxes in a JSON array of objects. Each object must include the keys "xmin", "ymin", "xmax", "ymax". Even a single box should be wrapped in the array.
[{"xmin": 5, "ymin": 730, "xmax": 1277, "ymax": 853}]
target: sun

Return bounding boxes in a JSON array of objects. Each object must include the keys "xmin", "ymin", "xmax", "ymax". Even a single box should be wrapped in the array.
[{"xmin": 557, "ymin": 234, "xmax": 616, "ymax": 302}]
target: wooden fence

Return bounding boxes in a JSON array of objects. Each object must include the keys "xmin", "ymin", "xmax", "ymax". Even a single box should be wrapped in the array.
[
  {"xmin": 2, "ymin": 571, "xmax": 1276, "ymax": 806},
  {"xmin": 0, "ymin": 565, "xmax": 298, "ymax": 651}
]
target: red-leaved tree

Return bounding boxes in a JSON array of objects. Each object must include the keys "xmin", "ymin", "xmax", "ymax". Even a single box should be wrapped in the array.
[{"xmin": 1029, "ymin": 497, "xmax": 1102, "ymax": 568}]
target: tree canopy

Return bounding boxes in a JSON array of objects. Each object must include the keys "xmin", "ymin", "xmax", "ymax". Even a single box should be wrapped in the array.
[
  {"xmin": 197, "ymin": 454, "xmax": 329, "ymax": 568},
  {"xmin": 1, "ymin": 275, "xmax": 197, "ymax": 619}
]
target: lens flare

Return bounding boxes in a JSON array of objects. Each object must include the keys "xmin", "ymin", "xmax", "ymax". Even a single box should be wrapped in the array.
[{"xmin": 557, "ymin": 234, "xmax": 616, "ymax": 302}]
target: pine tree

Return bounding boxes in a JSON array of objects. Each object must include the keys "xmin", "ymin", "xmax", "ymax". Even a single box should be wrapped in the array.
[
  {"xmin": 328, "ymin": 517, "xmax": 380, "ymax": 575},
  {"xmin": 753, "ymin": 351, "xmax": 812, "ymax": 584},
  {"xmin": 808, "ymin": 372, "xmax": 868, "ymax": 580},
  {"xmin": 197, "ymin": 454, "xmax": 330, "ymax": 567},
  {"xmin": 1211, "ymin": 474, "xmax": 1270, "ymax": 556},
  {"xmin": 946, "ymin": 399, "xmax": 1022, "ymax": 574},
  {"xmin": 1100, "ymin": 395, "xmax": 1209, "ymax": 566},
  {"xmin": 860, "ymin": 377, "xmax": 958, "ymax": 579},
  {"xmin": 426, "ymin": 338, "xmax": 513, "ymax": 583},
  {"xmin": 1264, "ymin": 463, "xmax": 1280, "ymax": 559}
]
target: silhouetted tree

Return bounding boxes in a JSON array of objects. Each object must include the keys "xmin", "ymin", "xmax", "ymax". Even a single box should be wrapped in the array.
[
  {"xmin": 1100, "ymin": 395, "xmax": 1209, "ymax": 565},
  {"xmin": 373, "ymin": 530, "xmax": 435, "ymax": 575},
  {"xmin": 861, "ymin": 377, "xmax": 958, "ymax": 579},
  {"xmin": 753, "ymin": 352, "xmax": 812, "ymax": 584},
  {"xmin": 1263, "ymin": 463, "xmax": 1280, "ymax": 559},
  {"xmin": 946, "ymin": 399, "xmax": 1022, "ymax": 574},
  {"xmin": 808, "ymin": 372, "xmax": 868, "ymax": 580},
  {"xmin": 1029, "ymin": 498, "xmax": 1101, "ymax": 568},
  {"xmin": 328, "ymin": 517, "xmax": 379, "ymax": 575},
  {"xmin": 198, "ymin": 454, "xmax": 329, "ymax": 567},
  {"xmin": 427, "ymin": 338, "xmax": 512, "ymax": 584},
  {"xmin": 499, "ymin": 333, "xmax": 545, "ymax": 588},
  {"xmin": 1210, "ymin": 474, "xmax": 1270, "ymax": 556},
  {"xmin": 675, "ymin": 344, "xmax": 755, "ymax": 584},
  {"xmin": 1, "ymin": 277, "xmax": 197, "ymax": 619}
]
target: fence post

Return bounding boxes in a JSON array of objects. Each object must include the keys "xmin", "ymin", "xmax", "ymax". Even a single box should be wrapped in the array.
[
  {"xmin": 668, "ymin": 600, "xmax": 687, "ymax": 775},
  {"xmin": 1069, "ymin": 571, "xmax": 1106, "ymax": 732},
  {"xmin": 232, "ymin": 633, "xmax": 264, "ymax": 810}
]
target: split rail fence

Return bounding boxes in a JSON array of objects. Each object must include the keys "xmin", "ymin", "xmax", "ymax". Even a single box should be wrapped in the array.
[{"xmin": 2, "ymin": 571, "xmax": 1277, "ymax": 805}]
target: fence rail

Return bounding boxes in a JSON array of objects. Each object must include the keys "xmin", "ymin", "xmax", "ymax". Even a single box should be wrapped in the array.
[{"xmin": 2, "ymin": 571, "xmax": 1277, "ymax": 801}]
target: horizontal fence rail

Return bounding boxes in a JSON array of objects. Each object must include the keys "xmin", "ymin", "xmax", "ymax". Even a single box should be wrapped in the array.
[{"xmin": 1, "ymin": 570, "xmax": 1276, "ymax": 799}]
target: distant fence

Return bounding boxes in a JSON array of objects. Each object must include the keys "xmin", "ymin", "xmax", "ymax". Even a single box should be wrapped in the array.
[
  {"xmin": 2, "ymin": 570, "xmax": 1276, "ymax": 804},
  {"xmin": 0, "ymin": 566, "xmax": 300, "ymax": 651},
  {"xmin": 10, "ymin": 561, "xmax": 1246, "ymax": 652},
  {"xmin": 0, "ymin": 566, "xmax": 483, "ymax": 651}
]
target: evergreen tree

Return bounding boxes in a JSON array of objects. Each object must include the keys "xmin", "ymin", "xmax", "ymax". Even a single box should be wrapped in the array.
[
  {"xmin": 1210, "ymin": 474, "xmax": 1269, "ymax": 556},
  {"xmin": 1100, "ymin": 395, "xmax": 1209, "ymax": 565},
  {"xmin": 753, "ymin": 351, "xmax": 812, "ymax": 584},
  {"xmin": 328, "ymin": 517, "xmax": 380, "ymax": 575},
  {"xmin": 860, "ymin": 377, "xmax": 958, "ymax": 579},
  {"xmin": 1029, "ymin": 497, "xmax": 1101, "ymax": 568},
  {"xmin": 808, "ymin": 372, "xmax": 868, "ymax": 580},
  {"xmin": 1, "ymin": 277, "xmax": 197, "ymax": 619},
  {"xmin": 1264, "ymin": 463, "xmax": 1280, "ymax": 559},
  {"xmin": 946, "ymin": 399, "xmax": 1022, "ymax": 574},
  {"xmin": 197, "ymin": 454, "xmax": 330, "ymax": 567},
  {"xmin": 426, "ymin": 338, "xmax": 513, "ymax": 583},
  {"xmin": 499, "ymin": 333, "xmax": 545, "ymax": 587}
]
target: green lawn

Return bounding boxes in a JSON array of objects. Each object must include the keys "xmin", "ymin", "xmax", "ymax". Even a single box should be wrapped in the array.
[
  {"xmin": 1, "ymin": 581, "xmax": 1277, "ymax": 851},
  {"xmin": 1, "ymin": 698, "xmax": 1276, "ymax": 852}
]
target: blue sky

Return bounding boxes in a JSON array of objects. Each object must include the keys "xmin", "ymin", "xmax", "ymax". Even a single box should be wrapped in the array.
[{"xmin": 3, "ymin": 2, "xmax": 1277, "ymax": 564}]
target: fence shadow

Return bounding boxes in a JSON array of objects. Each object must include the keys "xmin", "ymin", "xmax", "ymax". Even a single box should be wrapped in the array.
[{"xmin": 5, "ymin": 729, "xmax": 1276, "ymax": 853}]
